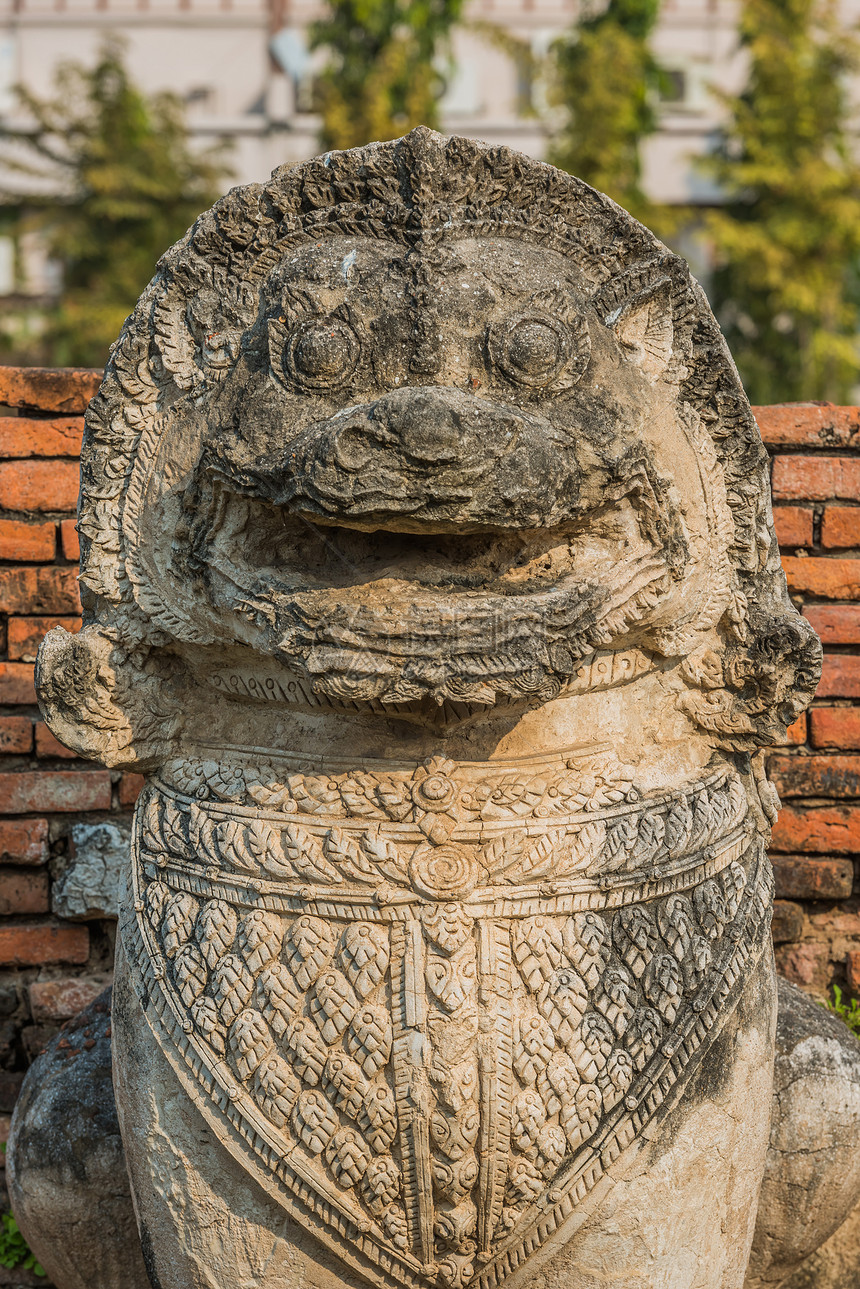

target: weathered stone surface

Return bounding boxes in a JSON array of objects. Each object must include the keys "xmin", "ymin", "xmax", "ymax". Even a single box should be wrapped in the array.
[
  {"xmin": 745, "ymin": 977, "xmax": 860, "ymax": 1288},
  {"xmin": 6, "ymin": 988, "xmax": 149, "ymax": 1289},
  {"xmin": 778, "ymin": 1198, "xmax": 860, "ymax": 1289},
  {"xmin": 35, "ymin": 130, "xmax": 820, "ymax": 1288},
  {"xmin": 12, "ymin": 967, "xmax": 855, "ymax": 1289},
  {"xmin": 51, "ymin": 822, "xmax": 128, "ymax": 921}
]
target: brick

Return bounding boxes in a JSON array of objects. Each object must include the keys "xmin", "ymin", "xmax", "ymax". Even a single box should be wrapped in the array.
[
  {"xmin": 772, "ymin": 712, "xmax": 807, "ymax": 746},
  {"xmin": 0, "ymin": 415, "xmax": 84, "ymax": 458},
  {"xmin": 0, "ymin": 922, "xmax": 89, "ymax": 966},
  {"xmin": 0, "ymin": 819, "xmax": 48, "ymax": 865},
  {"xmin": 772, "ymin": 853, "xmax": 854, "ymax": 897},
  {"xmin": 815, "ymin": 655, "xmax": 860, "ymax": 698},
  {"xmin": 8, "ymin": 616, "xmax": 81, "ymax": 662},
  {"xmin": 782, "ymin": 556, "xmax": 860, "ymax": 600},
  {"xmin": 772, "ymin": 900, "xmax": 804, "ymax": 943},
  {"xmin": 0, "ymin": 1019, "xmax": 19, "ymax": 1069},
  {"xmin": 0, "ymin": 869, "xmax": 49, "ymax": 915},
  {"xmin": 35, "ymin": 723, "xmax": 77, "ymax": 759},
  {"xmin": 29, "ymin": 974, "xmax": 110, "ymax": 1022},
  {"xmin": 846, "ymin": 950, "xmax": 860, "ymax": 996},
  {"xmin": 0, "ymin": 365, "xmax": 102, "ymax": 414},
  {"xmin": 822, "ymin": 506, "xmax": 860, "ymax": 550},
  {"xmin": 775, "ymin": 941, "xmax": 832, "ymax": 993},
  {"xmin": 22, "ymin": 1022, "xmax": 58, "ymax": 1061},
  {"xmin": 0, "ymin": 460, "xmax": 79, "ymax": 512},
  {"xmin": 0, "ymin": 663, "xmax": 36, "ymax": 705},
  {"xmin": 771, "ymin": 804, "xmax": 860, "ymax": 854},
  {"xmin": 806, "ymin": 904, "xmax": 860, "ymax": 940},
  {"xmin": 773, "ymin": 506, "xmax": 813, "ymax": 548},
  {"xmin": 805, "ymin": 605, "xmax": 860, "ymax": 644},
  {"xmin": 787, "ymin": 713, "xmax": 808, "ymax": 744},
  {"xmin": 119, "ymin": 772, "xmax": 145, "ymax": 807},
  {"xmin": 0, "ymin": 771, "xmax": 111, "ymax": 814},
  {"xmin": 0, "ymin": 518, "xmax": 56, "ymax": 562},
  {"xmin": 0, "ymin": 718, "xmax": 32, "ymax": 754},
  {"xmin": 772, "ymin": 456, "xmax": 860, "ymax": 502},
  {"xmin": 0, "ymin": 567, "xmax": 81, "ymax": 614},
  {"xmin": 754, "ymin": 403, "xmax": 860, "ymax": 449},
  {"xmin": 60, "ymin": 518, "xmax": 80, "ymax": 561},
  {"xmin": 810, "ymin": 707, "xmax": 860, "ymax": 750},
  {"xmin": 769, "ymin": 753, "xmax": 860, "ymax": 798}
]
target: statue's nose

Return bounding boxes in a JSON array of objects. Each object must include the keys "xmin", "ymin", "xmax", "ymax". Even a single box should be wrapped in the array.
[
  {"xmin": 280, "ymin": 384, "xmax": 576, "ymax": 530},
  {"xmin": 330, "ymin": 389, "xmax": 469, "ymax": 473},
  {"xmin": 390, "ymin": 391, "xmax": 463, "ymax": 463}
]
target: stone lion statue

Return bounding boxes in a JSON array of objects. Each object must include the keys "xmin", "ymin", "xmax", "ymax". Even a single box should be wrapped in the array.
[{"xmin": 33, "ymin": 129, "xmax": 823, "ymax": 1289}]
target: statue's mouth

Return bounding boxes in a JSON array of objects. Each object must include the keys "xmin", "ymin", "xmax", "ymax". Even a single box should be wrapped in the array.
[
  {"xmin": 166, "ymin": 385, "xmax": 687, "ymax": 709},
  {"xmin": 190, "ymin": 489, "xmax": 660, "ymax": 596}
]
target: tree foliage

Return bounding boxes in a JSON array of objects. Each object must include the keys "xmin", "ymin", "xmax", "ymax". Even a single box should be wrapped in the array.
[
  {"xmin": 1, "ymin": 41, "xmax": 230, "ymax": 368},
  {"xmin": 548, "ymin": 0, "xmax": 662, "ymax": 218},
  {"xmin": 310, "ymin": 0, "xmax": 464, "ymax": 150},
  {"xmin": 705, "ymin": 0, "xmax": 860, "ymax": 404}
]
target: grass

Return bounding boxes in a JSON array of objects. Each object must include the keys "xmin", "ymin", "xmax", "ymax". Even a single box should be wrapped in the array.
[{"xmin": 0, "ymin": 1212, "xmax": 45, "ymax": 1277}]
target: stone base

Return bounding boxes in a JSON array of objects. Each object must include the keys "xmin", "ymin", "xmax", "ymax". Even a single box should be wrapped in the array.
[
  {"xmin": 745, "ymin": 978, "xmax": 860, "ymax": 1289},
  {"xmin": 6, "ymin": 988, "xmax": 149, "ymax": 1289}
]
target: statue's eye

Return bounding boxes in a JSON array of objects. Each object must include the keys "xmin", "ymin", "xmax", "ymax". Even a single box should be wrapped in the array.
[
  {"xmin": 508, "ymin": 319, "xmax": 562, "ymax": 377},
  {"xmin": 286, "ymin": 317, "xmax": 360, "ymax": 389},
  {"xmin": 489, "ymin": 310, "xmax": 590, "ymax": 389}
]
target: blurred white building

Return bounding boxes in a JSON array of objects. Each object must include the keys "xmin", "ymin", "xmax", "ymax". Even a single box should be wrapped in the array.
[
  {"xmin": 0, "ymin": 0, "xmax": 746, "ymax": 188},
  {"xmin": 0, "ymin": 0, "xmax": 848, "ymax": 298}
]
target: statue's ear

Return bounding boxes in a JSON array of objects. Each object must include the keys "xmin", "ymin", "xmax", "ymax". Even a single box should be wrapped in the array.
[{"xmin": 606, "ymin": 278, "xmax": 674, "ymax": 382}]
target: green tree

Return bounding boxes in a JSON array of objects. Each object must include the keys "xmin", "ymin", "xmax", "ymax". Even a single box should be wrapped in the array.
[
  {"xmin": 310, "ymin": 0, "xmax": 465, "ymax": 151},
  {"xmin": 1, "ymin": 41, "xmax": 230, "ymax": 368},
  {"xmin": 548, "ymin": 0, "xmax": 662, "ymax": 219},
  {"xmin": 705, "ymin": 0, "xmax": 860, "ymax": 404}
]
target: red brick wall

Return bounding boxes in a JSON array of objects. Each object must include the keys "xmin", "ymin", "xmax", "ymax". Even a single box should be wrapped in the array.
[
  {"xmin": 756, "ymin": 403, "xmax": 860, "ymax": 997},
  {"xmin": 0, "ymin": 371, "xmax": 857, "ymax": 1068},
  {"xmin": 0, "ymin": 367, "xmax": 144, "ymax": 1139}
]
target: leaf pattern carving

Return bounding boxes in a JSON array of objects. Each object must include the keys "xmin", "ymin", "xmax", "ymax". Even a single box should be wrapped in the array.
[
  {"xmin": 238, "ymin": 909, "xmax": 283, "ymax": 973},
  {"xmin": 229, "ymin": 1008, "xmax": 273, "ymax": 1080},
  {"xmin": 256, "ymin": 963, "xmax": 301, "ymax": 1038},
  {"xmin": 283, "ymin": 823, "xmax": 342, "ymax": 884},
  {"xmin": 339, "ymin": 923, "xmax": 389, "ymax": 997},
  {"xmin": 161, "ymin": 892, "xmax": 199, "ymax": 958},
  {"xmin": 136, "ymin": 760, "xmax": 762, "ymax": 1281},
  {"xmin": 283, "ymin": 915, "xmax": 335, "ymax": 989},
  {"xmin": 253, "ymin": 1054, "xmax": 301, "ymax": 1127},
  {"xmin": 195, "ymin": 899, "xmax": 237, "ymax": 969},
  {"xmin": 173, "ymin": 942, "xmax": 208, "ymax": 1007}
]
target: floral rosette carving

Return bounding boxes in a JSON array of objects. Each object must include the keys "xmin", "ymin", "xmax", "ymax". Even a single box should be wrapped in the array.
[
  {"xmin": 408, "ymin": 844, "xmax": 482, "ymax": 901},
  {"xmin": 410, "ymin": 758, "xmax": 461, "ymax": 844},
  {"xmin": 411, "ymin": 759, "xmax": 459, "ymax": 814}
]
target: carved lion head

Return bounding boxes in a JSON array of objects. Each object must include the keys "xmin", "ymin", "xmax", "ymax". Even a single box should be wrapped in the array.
[{"xmin": 36, "ymin": 128, "xmax": 820, "ymax": 765}]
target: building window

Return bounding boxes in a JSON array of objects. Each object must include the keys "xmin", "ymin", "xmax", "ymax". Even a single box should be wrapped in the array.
[{"xmin": 660, "ymin": 68, "xmax": 687, "ymax": 105}]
